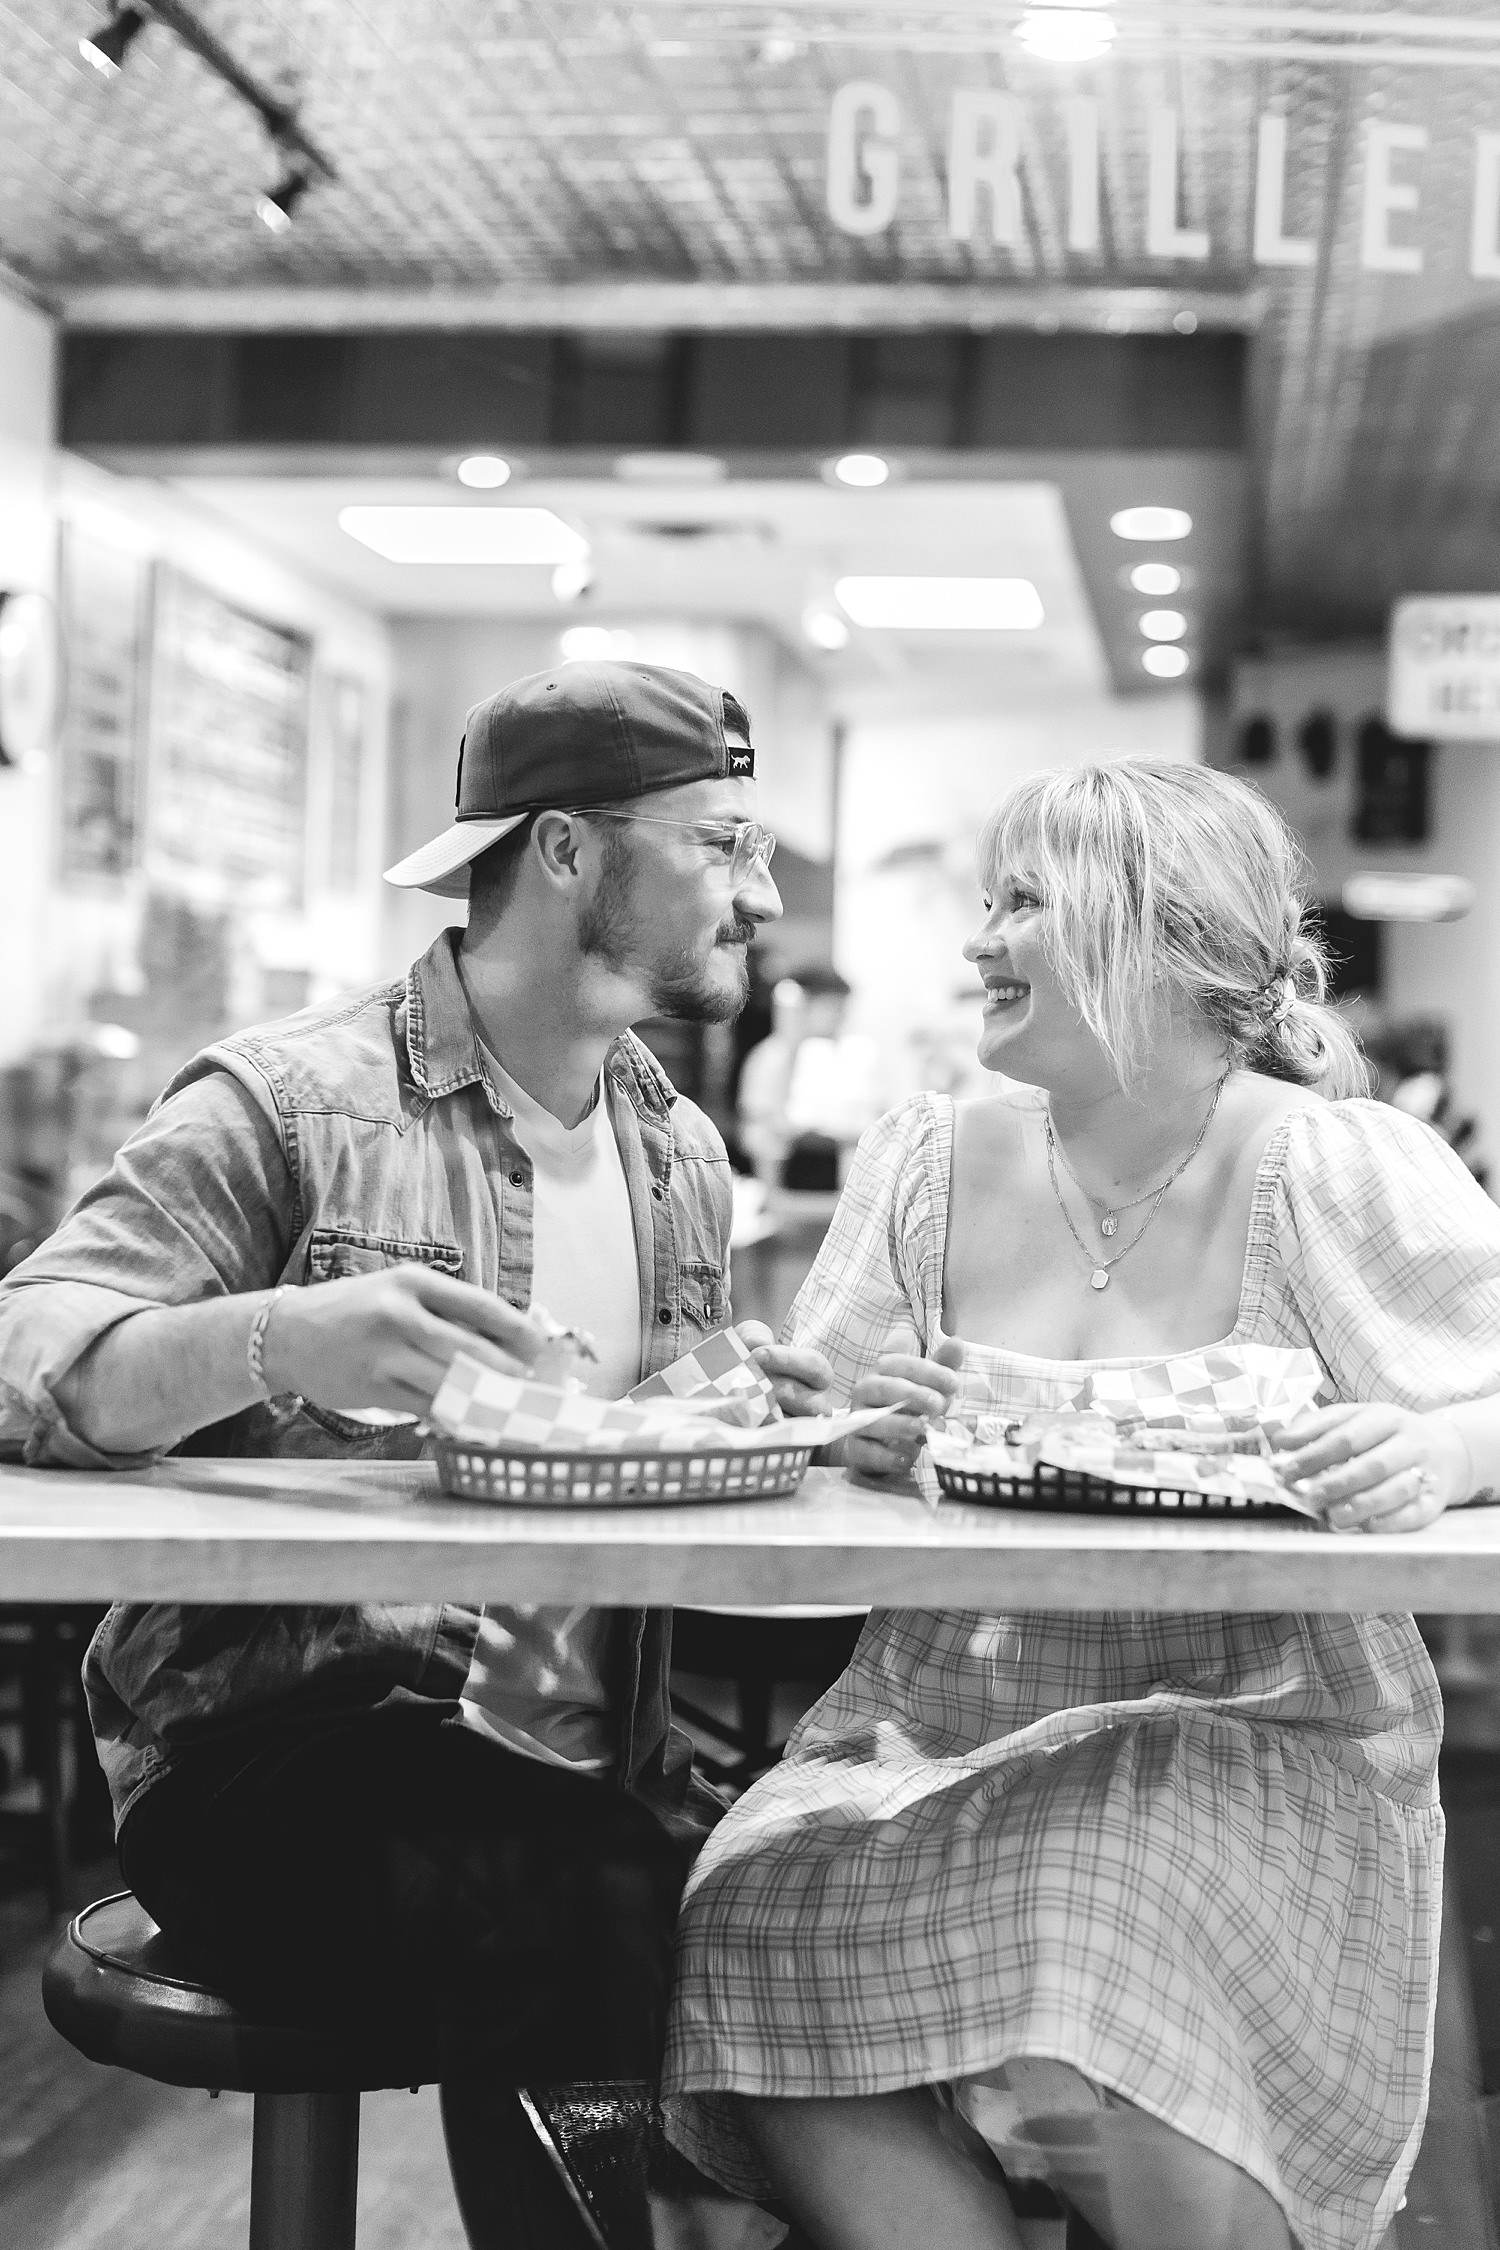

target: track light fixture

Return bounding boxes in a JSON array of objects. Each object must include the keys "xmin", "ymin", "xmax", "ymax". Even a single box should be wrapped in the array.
[
  {"xmin": 78, "ymin": 4, "xmax": 148, "ymax": 77},
  {"xmin": 255, "ymin": 164, "xmax": 313, "ymax": 234}
]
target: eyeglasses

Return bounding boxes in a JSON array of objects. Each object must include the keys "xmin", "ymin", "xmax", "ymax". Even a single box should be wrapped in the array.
[{"xmin": 566, "ymin": 809, "xmax": 777, "ymax": 883}]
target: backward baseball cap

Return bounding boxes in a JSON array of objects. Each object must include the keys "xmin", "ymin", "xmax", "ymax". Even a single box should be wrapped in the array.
[{"xmin": 383, "ymin": 659, "xmax": 756, "ymax": 898}]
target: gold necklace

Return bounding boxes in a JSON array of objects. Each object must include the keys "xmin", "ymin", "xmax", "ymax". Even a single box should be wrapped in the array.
[{"xmin": 1043, "ymin": 1073, "xmax": 1229, "ymax": 1291}]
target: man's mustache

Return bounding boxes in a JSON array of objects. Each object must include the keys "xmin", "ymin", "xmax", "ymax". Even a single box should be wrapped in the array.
[{"xmin": 715, "ymin": 918, "xmax": 757, "ymax": 946}]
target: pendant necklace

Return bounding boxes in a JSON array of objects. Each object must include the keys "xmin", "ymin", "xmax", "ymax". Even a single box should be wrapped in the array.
[{"xmin": 1043, "ymin": 1071, "xmax": 1229, "ymax": 1291}]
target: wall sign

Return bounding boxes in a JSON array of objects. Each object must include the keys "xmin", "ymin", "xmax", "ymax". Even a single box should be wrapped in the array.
[
  {"xmin": 1388, "ymin": 596, "xmax": 1500, "ymax": 740},
  {"xmin": 145, "ymin": 569, "xmax": 312, "ymax": 909},
  {"xmin": 827, "ymin": 82, "xmax": 1500, "ymax": 278},
  {"xmin": 57, "ymin": 526, "xmax": 150, "ymax": 879}
]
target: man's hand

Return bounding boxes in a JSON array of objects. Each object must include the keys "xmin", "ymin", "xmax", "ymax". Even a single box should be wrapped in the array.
[
  {"xmin": 846, "ymin": 1331, "xmax": 963, "ymax": 1480},
  {"xmin": 735, "ymin": 1320, "xmax": 835, "ymax": 1418},
  {"xmin": 263, "ymin": 1266, "xmax": 552, "ymax": 1418}
]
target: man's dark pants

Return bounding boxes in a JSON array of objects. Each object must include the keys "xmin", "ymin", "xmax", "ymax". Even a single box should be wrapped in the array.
[{"xmin": 119, "ymin": 1698, "xmax": 687, "ymax": 2247}]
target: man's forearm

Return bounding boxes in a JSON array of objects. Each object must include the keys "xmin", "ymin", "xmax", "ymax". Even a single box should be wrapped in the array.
[{"xmin": 54, "ymin": 1295, "xmax": 271, "ymax": 1457}]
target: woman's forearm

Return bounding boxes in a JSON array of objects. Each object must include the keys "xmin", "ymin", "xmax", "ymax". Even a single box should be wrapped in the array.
[{"xmin": 1439, "ymin": 1397, "xmax": 1500, "ymax": 1501}]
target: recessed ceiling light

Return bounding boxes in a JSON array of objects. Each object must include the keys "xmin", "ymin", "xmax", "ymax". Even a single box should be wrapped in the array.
[
  {"xmin": 78, "ymin": 5, "xmax": 146, "ymax": 76},
  {"xmin": 1111, "ymin": 506, "xmax": 1193, "ymax": 541},
  {"xmin": 802, "ymin": 606, "xmax": 851, "ymax": 651},
  {"xmin": 1142, "ymin": 645, "xmax": 1191, "ymax": 678},
  {"xmin": 1015, "ymin": 9, "xmax": 1116, "ymax": 64},
  {"xmin": 338, "ymin": 507, "xmax": 587, "ymax": 565},
  {"xmin": 835, "ymin": 577, "xmax": 1044, "ymax": 630},
  {"xmin": 1139, "ymin": 609, "xmax": 1187, "ymax": 641},
  {"xmin": 614, "ymin": 452, "xmax": 726, "ymax": 483},
  {"xmin": 456, "ymin": 455, "xmax": 512, "ymax": 489},
  {"xmin": 829, "ymin": 454, "xmax": 891, "ymax": 489},
  {"xmin": 560, "ymin": 627, "xmax": 637, "ymax": 663},
  {"xmin": 1129, "ymin": 562, "xmax": 1182, "ymax": 596}
]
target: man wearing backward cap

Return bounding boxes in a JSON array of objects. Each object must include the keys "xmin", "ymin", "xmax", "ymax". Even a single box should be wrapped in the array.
[{"xmin": 0, "ymin": 660, "xmax": 951, "ymax": 2241}]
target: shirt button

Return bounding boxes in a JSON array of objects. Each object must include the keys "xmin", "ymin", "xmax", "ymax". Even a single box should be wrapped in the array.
[
  {"xmin": 508, "ymin": 1170, "xmax": 525, "ymax": 1188},
  {"xmin": 651, "ymin": 1184, "xmax": 665, "ymax": 1201},
  {"xmin": 658, "ymin": 1307, "xmax": 673, "ymax": 1325}
]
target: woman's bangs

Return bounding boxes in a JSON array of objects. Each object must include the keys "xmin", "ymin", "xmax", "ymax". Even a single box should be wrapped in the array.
[{"xmin": 978, "ymin": 784, "xmax": 1057, "ymax": 901}]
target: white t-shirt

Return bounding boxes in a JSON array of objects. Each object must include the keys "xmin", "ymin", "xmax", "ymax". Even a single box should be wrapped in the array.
[{"xmin": 459, "ymin": 1050, "xmax": 643, "ymax": 1776}]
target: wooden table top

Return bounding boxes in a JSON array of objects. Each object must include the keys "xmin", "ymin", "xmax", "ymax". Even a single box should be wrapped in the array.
[{"xmin": 3, "ymin": 1458, "xmax": 1500, "ymax": 1611}]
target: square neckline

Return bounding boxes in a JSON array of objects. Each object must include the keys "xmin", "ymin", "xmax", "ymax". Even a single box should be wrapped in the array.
[{"xmin": 930, "ymin": 1090, "xmax": 1295, "ymax": 1373}]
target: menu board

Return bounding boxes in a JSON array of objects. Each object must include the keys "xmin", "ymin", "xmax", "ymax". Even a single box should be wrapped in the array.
[
  {"xmin": 145, "ymin": 569, "xmax": 311, "ymax": 909},
  {"xmin": 56, "ymin": 525, "xmax": 151, "ymax": 879}
]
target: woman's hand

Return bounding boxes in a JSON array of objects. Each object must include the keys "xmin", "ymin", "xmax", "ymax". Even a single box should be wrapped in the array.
[
  {"xmin": 846, "ymin": 1332, "xmax": 964, "ymax": 1481},
  {"xmin": 1271, "ymin": 1401, "xmax": 1474, "ymax": 1532},
  {"xmin": 734, "ymin": 1321, "xmax": 835, "ymax": 1417}
]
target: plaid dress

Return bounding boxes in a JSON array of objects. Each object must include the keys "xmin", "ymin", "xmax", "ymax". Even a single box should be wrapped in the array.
[{"xmin": 665, "ymin": 1094, "xmax": 1500, "ymax": 2250}]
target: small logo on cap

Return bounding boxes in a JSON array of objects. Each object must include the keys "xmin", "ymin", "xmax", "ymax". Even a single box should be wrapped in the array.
[{"xmin": 723, "ymin": 691, "xmax": 755, "ymax": 775}]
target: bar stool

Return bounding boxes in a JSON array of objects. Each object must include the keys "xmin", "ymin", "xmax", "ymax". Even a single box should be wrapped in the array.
[{"xmin": 42, "ymin": 1889, "xmax": 447, "ymax": 2249}]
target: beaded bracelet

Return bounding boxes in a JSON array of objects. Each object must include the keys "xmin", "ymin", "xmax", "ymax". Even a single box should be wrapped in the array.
[{"xmin": 247, "ymin": 1286, "xmax": 289, "ymax": 1399}]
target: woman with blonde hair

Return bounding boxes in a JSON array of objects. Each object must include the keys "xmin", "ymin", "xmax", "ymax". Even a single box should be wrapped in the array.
[{"xmin": 664, "ymin": 760, "xmax": 1500, "ymax": 2250}]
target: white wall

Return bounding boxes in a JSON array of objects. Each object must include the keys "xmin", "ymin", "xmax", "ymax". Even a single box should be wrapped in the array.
[
  {"xmin": 0, "ymin": 292, "xmax": 58, "ymax": 1064},
  {"xmin": 0, "ymin": 289, "xmax": 393, "ymax": 1067},
  {"xmin": 835, "ymin": 690, "xmax": 1202, "ymax": 1093},
  {"xmin": 383, "ymin": 615, "xmax": 835, "ymax": 978},
  {"xmin": 52, "ymin": 456, "xmax": 394, "ymax": 1028}
]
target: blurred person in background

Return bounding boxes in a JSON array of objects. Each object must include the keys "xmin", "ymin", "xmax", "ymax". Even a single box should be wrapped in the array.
[
  {"xmin": 737, "ymin": 965, "xmax": 882, "ymax": 1192},
  {"xmin": 1363, "ymin": 1012, "xmax": 1487, "ymax": 1189},
  {"xmin": 0, "ymin": 660, "xmax": 837, "ymax": 2250}
]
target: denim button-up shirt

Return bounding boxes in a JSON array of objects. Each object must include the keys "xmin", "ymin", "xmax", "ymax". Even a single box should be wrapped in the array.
[{"xmin": 0, "ymin": 932, "xmax": 734, "ymax": 1837}]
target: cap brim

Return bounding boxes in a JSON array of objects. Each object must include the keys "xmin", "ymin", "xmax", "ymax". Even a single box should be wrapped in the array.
[{"xmin": 382, "ymin": 815, "xmax": 529, "ymax": 899}]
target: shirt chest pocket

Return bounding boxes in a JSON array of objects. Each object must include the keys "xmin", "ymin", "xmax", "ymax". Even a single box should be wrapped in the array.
[
  {"xmin": 677, "ymin": 1260, "xmax": 728, "ymax": 1333},
  {"xmin": 306, "ymin": 1228, "xmax": 465, "ymax": 1283}
]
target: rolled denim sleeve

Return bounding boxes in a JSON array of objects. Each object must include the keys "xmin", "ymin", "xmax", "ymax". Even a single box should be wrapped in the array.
[{"xmin": 0, "ymin": 1069, "xmax": 296, "ymax": 1468}]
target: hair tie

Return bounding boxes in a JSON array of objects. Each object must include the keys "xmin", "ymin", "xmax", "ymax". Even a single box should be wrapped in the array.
[{"xmin": 1270, "ymin": 973, "xmax": 1296, "ymax": 1026}]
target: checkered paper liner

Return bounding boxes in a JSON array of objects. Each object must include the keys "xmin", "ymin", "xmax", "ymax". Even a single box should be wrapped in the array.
[
  {"xmin": 429, "ymin": 1338, "xmax": 890, "ymax": 1457},
  {"xmin": 926, "ymin": 1344, "xmax": 1330, "ymax": 1515},
  {"xmin": 627, "ymin": 1324, "xmax": 779, "ymax": 1422}
]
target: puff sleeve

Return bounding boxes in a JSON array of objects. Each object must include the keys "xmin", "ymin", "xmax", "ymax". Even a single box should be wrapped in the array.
[
  {"xmin": 1273, "ymin": 1099, "xmax": 1500, "ymax": 1411},
  {"xmin": 779, "ymin": 1094, "xmax": 948, "ymax": 1403}
]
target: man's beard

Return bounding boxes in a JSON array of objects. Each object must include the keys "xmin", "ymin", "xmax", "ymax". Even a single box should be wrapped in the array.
[{"xmin": 579, "ymin": 845, "xmax": 754, "ymax": 1022}]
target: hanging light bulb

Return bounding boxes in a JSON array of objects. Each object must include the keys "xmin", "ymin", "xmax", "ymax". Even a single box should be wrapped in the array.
[{"xmin": 78, "ymin": 5, "xmax": 147, "ymax": 78}]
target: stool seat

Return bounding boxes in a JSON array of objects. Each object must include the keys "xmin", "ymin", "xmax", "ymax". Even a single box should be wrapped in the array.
[{"xmin": 43, "ymin": 1891, "xmax": 444, "ymax": 2095}]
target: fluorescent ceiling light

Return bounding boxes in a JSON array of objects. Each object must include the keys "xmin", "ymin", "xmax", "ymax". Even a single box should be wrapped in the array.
[
  {"xmin": 830, "ymin": 454, "xmax": 891, "ymax": 489},
  {"xmin": 614, "ymin": 452, "xmax": 726, "ymax": 483},
  {"xmin": 560, "ymin": 627, "xmax": 637, "ymax": 663},
  {"xmin": 456, "ymin": 455, "xmax": 511, "ymax": 489},
  {"xmin": 338, "ymin": 507, "xmax": 587, "ymax": 564},
  {"xmin": 802, "ymin": 606, "xmax": 851, "ymax": 651},
  {"xmin": 1015, "ymin": 8, "xmax": 1116, "ymax": 63},
  {"xmin": 1111, "ymin": 506, "xmax": 1193, "ymax": 541},
  {"xmin": 835, "ymin": 577, "xmax": 1044, "ymax": 630},
  {"xmin": 1139, "ymin": 609, "xmax": 1187, "ymax": 641},
  {"xmin": 1129, "ymin": 562, "xmax": 1181, "ymax": 596},
  {"xmin": 1343, "ymin": 872, "xmax": 1475, "ymax": 925},
  {"xmin": 1142, "ymin": 645, "xmax": 1190, "ymax": 678}
]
